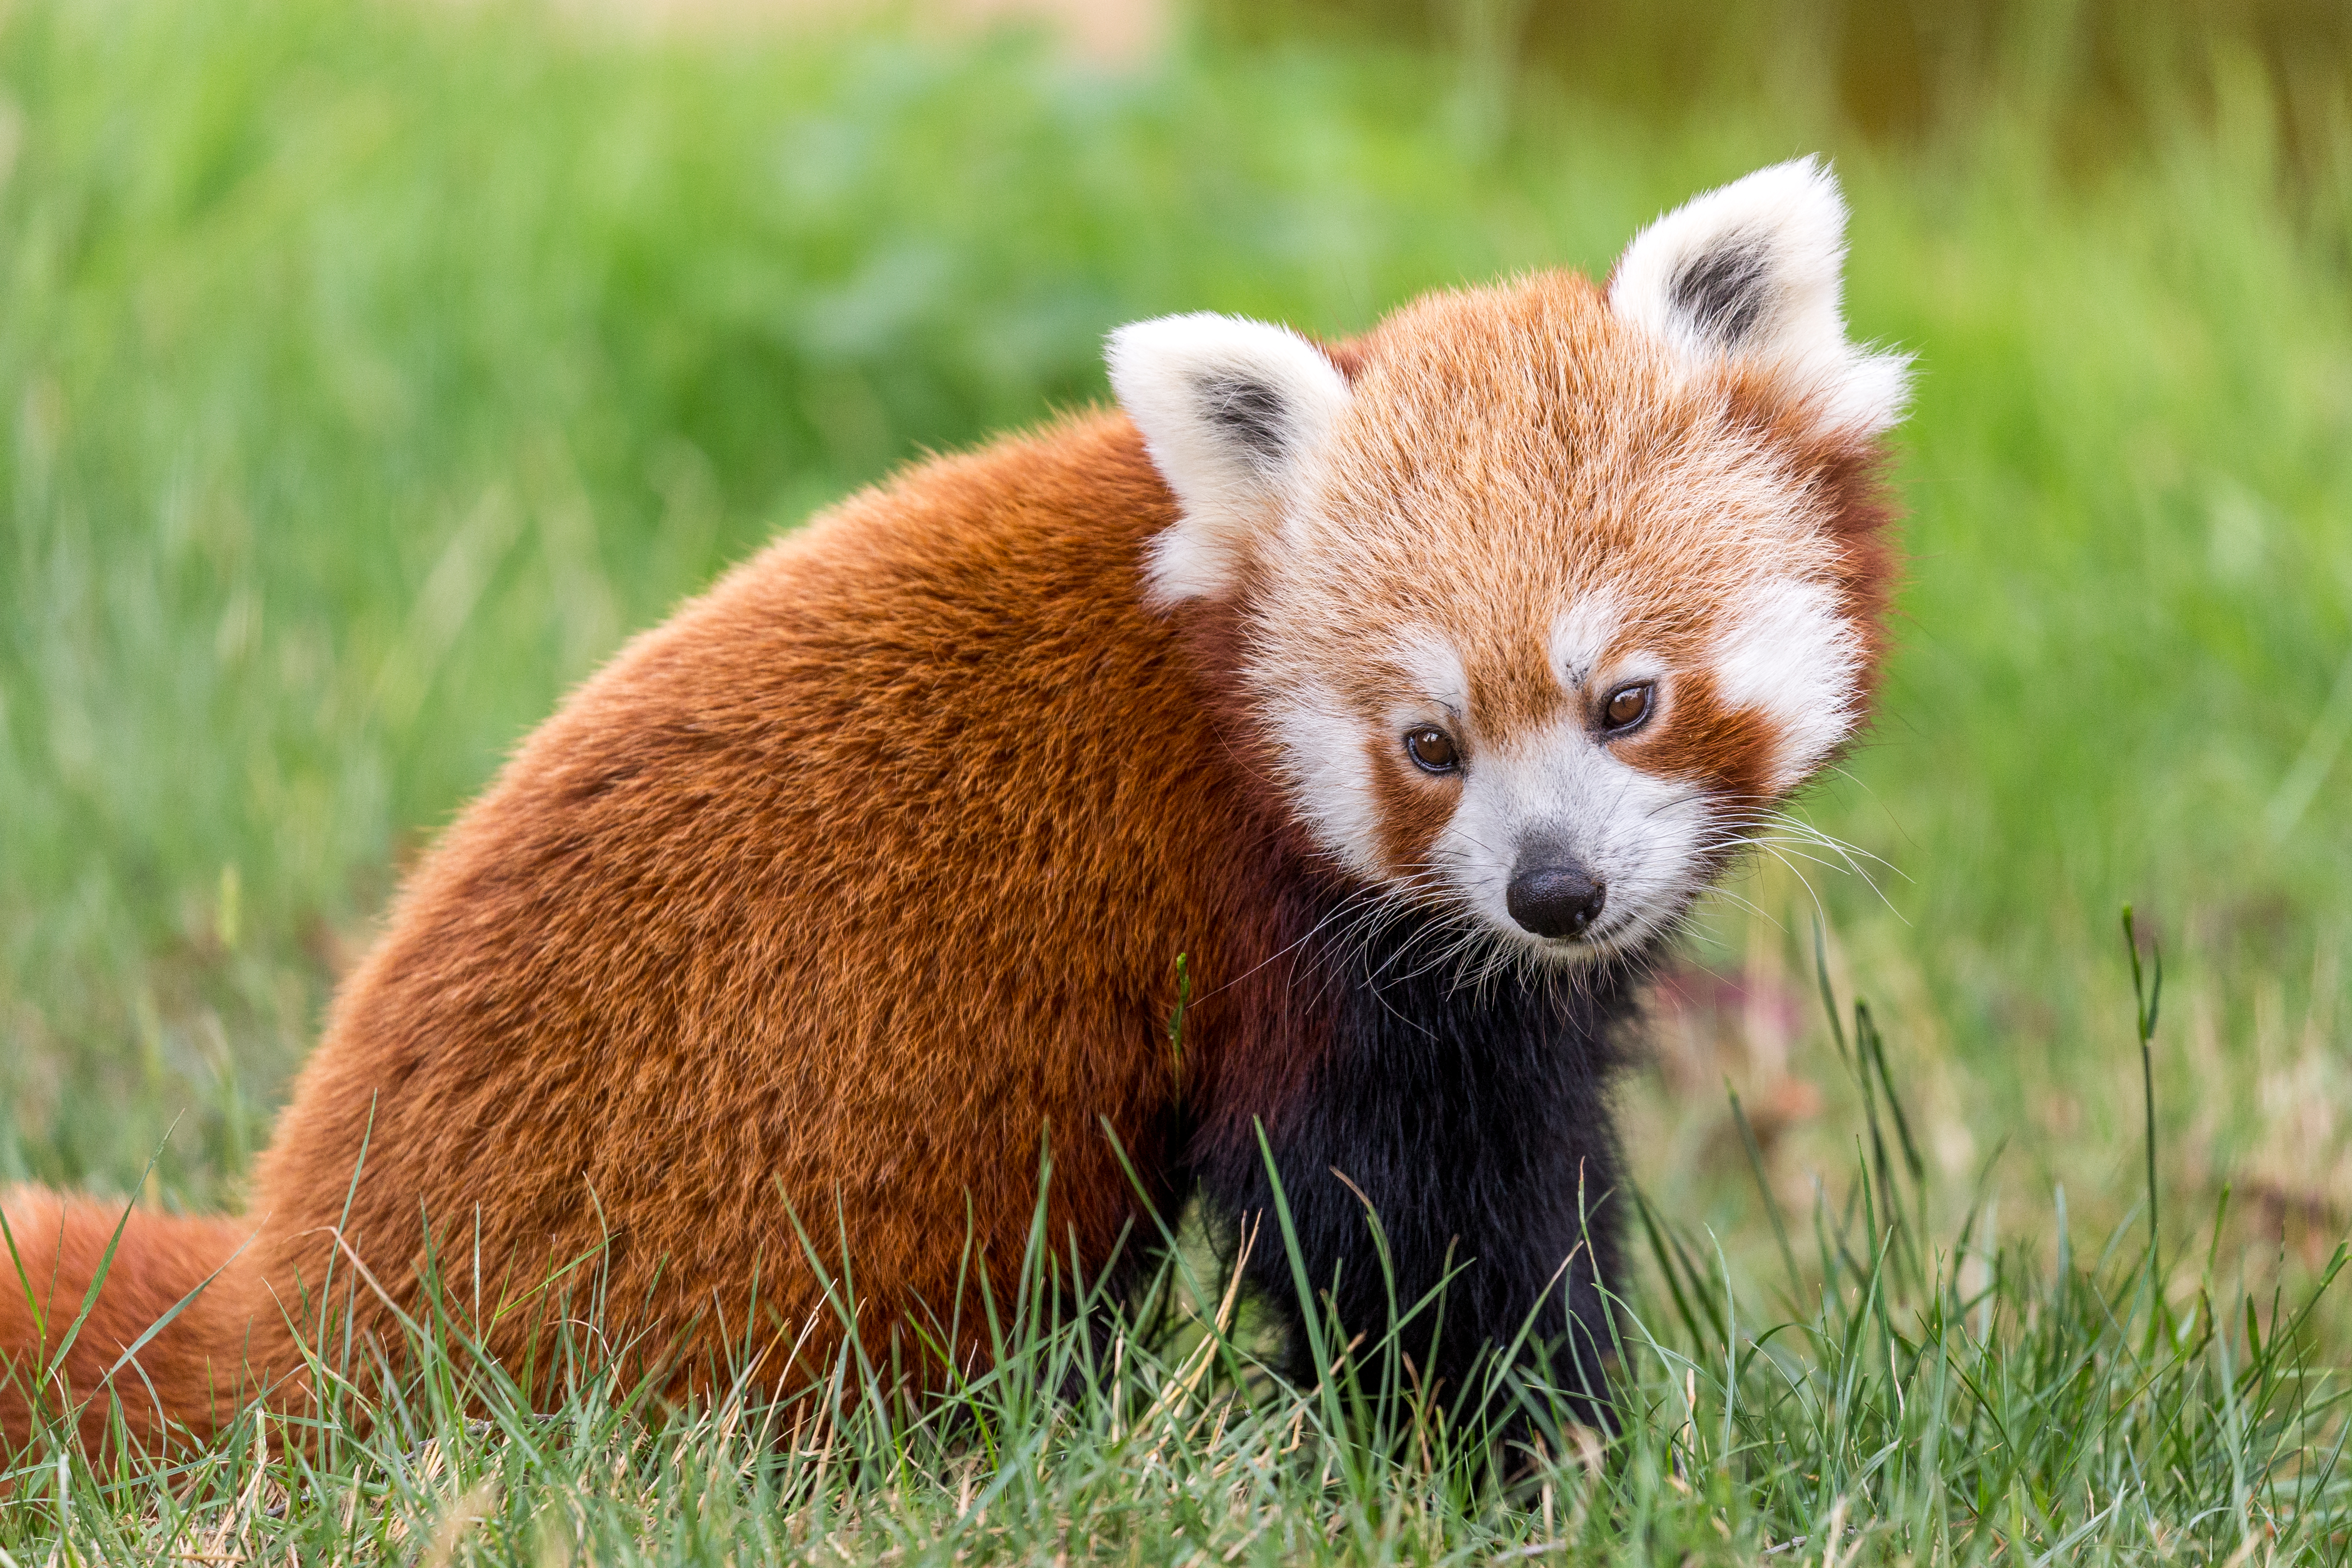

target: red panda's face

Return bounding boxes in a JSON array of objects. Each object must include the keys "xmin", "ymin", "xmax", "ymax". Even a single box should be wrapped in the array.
[{"xmin": 1111, "ymin": 160, "xmax": 1907, "ymax": 966}]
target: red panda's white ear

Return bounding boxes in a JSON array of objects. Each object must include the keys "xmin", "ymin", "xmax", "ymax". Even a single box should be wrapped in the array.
[
  {"xmin": 1106, "ymin": 312, "xmax": 1351, "ymax": 607},
  {"xmin": 1609, "ymin": 157, "xmax": 1910, "ymax": 435}
]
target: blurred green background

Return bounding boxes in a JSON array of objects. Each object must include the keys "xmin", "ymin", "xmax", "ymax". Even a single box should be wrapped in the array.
[{"xmin": 0, "ymin": 0, "xmax": 2347, "ymax": 1280}]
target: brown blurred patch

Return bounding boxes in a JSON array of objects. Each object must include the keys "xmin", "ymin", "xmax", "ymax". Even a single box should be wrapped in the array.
[
  {"xmin": 2239, "ymin": 972, "xmax": 2352, "ymax": 1269},
  {"xmin": 1647, "ymin": 959, "xmax": 1823, "ymax": 1168},
  {"xmin": 2244, "ymin": 1177, "xmax": 2345, "ymax": 1271}
]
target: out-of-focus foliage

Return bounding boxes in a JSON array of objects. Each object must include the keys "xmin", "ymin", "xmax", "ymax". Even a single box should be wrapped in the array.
[{"xmin": 1213, "ymin": 0, "xmax": 2352, "ymax": 175}]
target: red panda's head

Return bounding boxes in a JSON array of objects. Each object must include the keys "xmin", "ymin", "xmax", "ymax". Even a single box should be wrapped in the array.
[{"xmin": 1108, "ymin": 160, "xmax": 1909, "ymax": 966}]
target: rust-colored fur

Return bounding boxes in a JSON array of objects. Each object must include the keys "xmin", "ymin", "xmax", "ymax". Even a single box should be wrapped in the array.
[
  {"xmin": 0, "ymin": 1194, "xmax": 260, "ymax": 1452},
  {"xmin": 4, "ymin": 413, "xmax": 1293, "ymax": 1453}
]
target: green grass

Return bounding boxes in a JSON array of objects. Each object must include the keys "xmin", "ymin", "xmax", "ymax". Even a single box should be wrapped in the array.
[
  {"xmin": 7, "ymin": 962, "xmax": 2350, "ymax": 1562},
  {"xmin": 1, "ymin": 0, "xmax": 2351, "ymax": 1556}
]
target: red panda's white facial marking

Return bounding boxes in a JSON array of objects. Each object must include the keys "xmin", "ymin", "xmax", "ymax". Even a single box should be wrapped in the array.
[
  {"xmin": 1551, "ymin": 589, "xmax": 1627, "ymax": 690},
  {"xmin": 1713, "ymin": 577, "xmax": 1865, "ymax": 793},
  {"xmin": 1263, "ymin": 678, "xmax": 1388, "ymax": 881},
  {"xmin": 1109, "ymin": 158, "xmax": 1907, "ymax": 967}
]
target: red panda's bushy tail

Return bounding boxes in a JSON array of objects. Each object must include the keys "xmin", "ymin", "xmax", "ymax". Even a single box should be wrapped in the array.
[{"xmin": 0, "ymin": 1187, "xmax": 270, "ymax": 1459}]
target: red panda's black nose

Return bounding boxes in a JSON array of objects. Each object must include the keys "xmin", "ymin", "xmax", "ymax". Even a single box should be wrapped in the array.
[{"xmin": 1506, "ymin": 855, "xmax": 1607, "ymax": 941}]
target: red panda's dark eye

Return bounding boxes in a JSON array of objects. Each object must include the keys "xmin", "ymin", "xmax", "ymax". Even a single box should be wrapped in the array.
[
  {"xmin": 1601, "ymin": 682, "xmax": 1654, "ymax": 733},
  {"xmin": 1404, "ymin": 727, "xmax": 1461, "ymax": 774}
]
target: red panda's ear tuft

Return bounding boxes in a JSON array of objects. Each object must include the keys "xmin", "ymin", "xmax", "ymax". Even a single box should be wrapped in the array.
[
  {"xmin": 1608, "ymin": 157, "xmax": 1910, "ymax": 436},
  {"xmin": 1106, "ymin": 312, "xmax": 1351, "ymax": 607}
]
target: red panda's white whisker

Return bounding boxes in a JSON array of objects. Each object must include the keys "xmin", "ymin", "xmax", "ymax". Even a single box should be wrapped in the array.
[{"xmin": 1695, "ymin": 883, "xmax": 1778, "ymax": 927}]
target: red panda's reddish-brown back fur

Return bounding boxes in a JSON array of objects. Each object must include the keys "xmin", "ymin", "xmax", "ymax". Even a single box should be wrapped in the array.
[
  {"xmin": 3, "ymin": 159, "xmax": 1911, "ymax": 1455},
  {"xmin": 8, "ymin": 414, "xmax": 1246, "ymax": 1453},
  {"xmin": 8, "ymin": 413, "xmax": 1325, "ymax": 1453},
  {"xmin": 257, "ymin": 416, "xmax": 1235, "ymax": 1378}
]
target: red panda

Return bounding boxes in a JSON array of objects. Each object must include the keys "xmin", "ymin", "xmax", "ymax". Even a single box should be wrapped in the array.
[{"xmin": 1, "ymin": 158, "xmax": 1906, "ymax": 1455}]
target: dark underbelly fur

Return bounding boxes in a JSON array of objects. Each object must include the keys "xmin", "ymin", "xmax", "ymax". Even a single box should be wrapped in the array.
[{"xmin": 1189, "ymin": 897, "xmax": 1649, "ymax": 1436}]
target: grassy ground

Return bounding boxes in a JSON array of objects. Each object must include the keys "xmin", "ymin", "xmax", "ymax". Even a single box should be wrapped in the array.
[
  {"xmin": 9, "ymin": 1086, "xmax": 2352, "ymax": 1563},
  {"xmin": 2, "ymin": 0, "xmax": 2351, "ymax": 1556}
]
